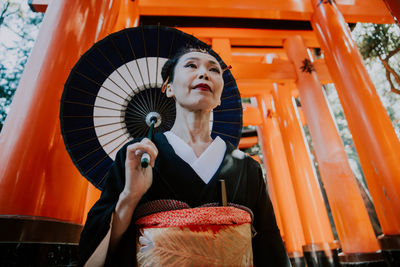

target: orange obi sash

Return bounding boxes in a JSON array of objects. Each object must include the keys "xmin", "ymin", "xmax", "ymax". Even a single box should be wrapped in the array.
[{"xmin": 135, "ymin": 201, "xmax": 254, "ymax": 267}]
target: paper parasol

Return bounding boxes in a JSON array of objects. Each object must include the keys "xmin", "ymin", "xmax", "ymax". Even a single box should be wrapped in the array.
[{"xmin": 60, "ymin": 25, "xmax": 242, "ymax": 190}]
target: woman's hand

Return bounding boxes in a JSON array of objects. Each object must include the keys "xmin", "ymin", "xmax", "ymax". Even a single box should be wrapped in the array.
[
  {"xmin": 109, "ymin": 138, "xmax": 158, "ymax": 254},
  {"xmin": 123, "ymin": 138, "xmax": 158, "ymax": 198}
]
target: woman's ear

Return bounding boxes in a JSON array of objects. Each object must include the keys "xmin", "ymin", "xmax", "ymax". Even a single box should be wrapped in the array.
[{"xmin": 165, "ymin": 84, "xmax": 174, "ymax": 98}]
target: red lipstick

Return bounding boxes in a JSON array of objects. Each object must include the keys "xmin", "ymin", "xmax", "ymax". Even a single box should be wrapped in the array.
[{"xmin": 194, "ymin": 83, "xmax": 211, "ymax": 91}]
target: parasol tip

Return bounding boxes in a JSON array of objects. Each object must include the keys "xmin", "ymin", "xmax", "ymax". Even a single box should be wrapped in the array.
[{"xmin": 145, "ymin": 112, "xmax": 162, "ymax": 128}]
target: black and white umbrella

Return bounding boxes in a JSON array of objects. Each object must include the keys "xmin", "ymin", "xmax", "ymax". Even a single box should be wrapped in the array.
[{"xmin": 60, "ymin": 25, "xmax": 242, "ymax": 190}]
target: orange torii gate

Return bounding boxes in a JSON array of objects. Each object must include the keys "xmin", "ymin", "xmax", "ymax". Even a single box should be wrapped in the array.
[{"xmin": 1, "ymin": 0, "xmax": 399, "ymax": 266}]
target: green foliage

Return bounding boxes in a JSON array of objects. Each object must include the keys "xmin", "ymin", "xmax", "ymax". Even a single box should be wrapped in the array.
[
  {"xmin": 357, "ymin": 23, "xmax": 400, "ymax": 60},
  {"xmin": 355, "ymin": 23, "xmax": 400, "ymax": 94},
  {"xmin": 0, "ymin": 0, "xmax": 43, "ymax": 131},
  {"xmin": 352, "ymin": 23, "xmax": 400, "ymax": 138}
]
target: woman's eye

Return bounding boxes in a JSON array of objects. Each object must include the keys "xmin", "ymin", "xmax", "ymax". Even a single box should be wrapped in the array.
[
  {"xmin": 210, "ymin": 67, "xmax": 221, "ymax": 74},
  {"xmin": 184, "ymin": 63, "xmax": 197, "ymax": 68}
]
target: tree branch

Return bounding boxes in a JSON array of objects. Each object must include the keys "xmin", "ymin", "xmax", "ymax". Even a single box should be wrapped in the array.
[
  {"xmin": 380, "ymin": 57, "xmax": 400, "ymax": 94},
  {"xmin": 385, "ymin": 68, "xmax": 400, "ymax": 94},
  {"xmin": 386, "ymin": 45, "xmax": 400, "ymax": 59},
  {"xmin": 3, "ymin": 23, "xmax": 25, "ymax": 39},
  {"xmin": 0, "ymin": 1, "xmax": 10, "ymax": 26}
]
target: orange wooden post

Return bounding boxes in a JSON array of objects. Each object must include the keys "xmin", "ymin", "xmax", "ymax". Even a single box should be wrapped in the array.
[
  {"xmin": 256, "ymin": 93, "xmax": 306, "ymax": 266},
  {"xmin": 264, "ymin": 169, "xmax": 285, "ymax": 244},
  {"xmin": 211, "ymin": 38, "xmax": 233, "ymax": 66},
  {"xmin": 0, "ymin": 0, "xmax": 138, "ymax": 245},
  {"xmin": 284, "ymin": 35, "xmax": 383, "ymax": 264},
  {"xmin": 272, "ymin": 83, "xmax": 339, "ymax": 266},
  {"xmin": 113, "ymin": 0, "xmax": 140, "ymax": 31},
  {"xmin": 311, "ymin": 0, "xmax": 400, "ymax": 259},
  {"xmin": 82, "ymin": 184, "xmax": 102, "ymax": 225},
  {"xmin": 241, "ymin": 103, "xmax": 285, "ymax": 242},
  {"xmin": 242, "ymin": 104, "xmax": 262, "ymax": 126}
]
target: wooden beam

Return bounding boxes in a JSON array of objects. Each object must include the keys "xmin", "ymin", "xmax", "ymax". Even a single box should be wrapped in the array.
[
  {"xmin": 230, "ymin": 58, "xmax": 331, "ymax": 92},
  {"xmin": 237, "ymin": 80, "xmax": 274, "ymax": 97},
  {"xmin": 232, "ymin": 48, "xmax": 288, "ymax": 61},
  {"xmin": 232, "ymin": 47, "xmax": 285, "ymax": 54},
  {"xmin": 139, "ymin": 0, "xmax": 393, "ymax": 24},
  {"xmin": 231, "ymin": 59, "xmax": 297, "ymax": 81},
  {"xmin": 178, "ymin": 28, "xmax": 320, "ymax": 48},
  {"xmin": 31, "ymin": 0, "xmax": 394, "ymax": 23},
  {"xmin": 232, "ymin": 55, "xmax": 267, "ymax": 63}
]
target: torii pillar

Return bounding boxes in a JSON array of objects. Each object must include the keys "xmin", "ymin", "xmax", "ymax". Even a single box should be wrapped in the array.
[
  {"xmin": 241, "ymin": 103, "xmax": 286, "ymax": 235},
  {"xmin": 311, "ymin": 1, "xmax": 400, "ymax": 265},
  {"xmin": 284, "ymin": 35, "xmax": 383, "ymax": 265},
  {"xmin": 273, "ymin": 83, "xmax": 339, "ymax": 266},
  {"xmin": 0, "ymin": 0, "xmax": 139, "ymax": 264},
  {"xmin": 256, "ymin": 93, "xmax": 306, "ymax": 266}
]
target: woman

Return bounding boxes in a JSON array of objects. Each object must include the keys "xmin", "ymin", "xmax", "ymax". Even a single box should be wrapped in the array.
[{"xmin": 79, "ymin": 47, "xmax": 290, "ymax": 266}]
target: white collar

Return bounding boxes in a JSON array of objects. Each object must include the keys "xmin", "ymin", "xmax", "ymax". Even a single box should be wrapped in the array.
[{"xmin": 163, "ymin": 131, "xmax": 227, "ymax": 184}]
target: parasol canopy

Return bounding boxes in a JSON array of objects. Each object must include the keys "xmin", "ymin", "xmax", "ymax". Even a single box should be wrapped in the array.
[{"xmin": 60, "ymin": 25, "xmax": 242, "ymax": 190}]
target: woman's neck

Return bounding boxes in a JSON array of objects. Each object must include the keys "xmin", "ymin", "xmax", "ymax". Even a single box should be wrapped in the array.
[{"xmin": 170, "ymin": 105, "xmax": 213, "ymax": 156}]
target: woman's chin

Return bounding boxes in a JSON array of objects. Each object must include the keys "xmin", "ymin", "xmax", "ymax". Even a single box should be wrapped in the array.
[
  {"xmin": 177, "ymin": 98, "xmax": 218, "ymax": 112},
  {"xmin": 181, "ymin": 102, "xmax": 217, "ymax": 113}
]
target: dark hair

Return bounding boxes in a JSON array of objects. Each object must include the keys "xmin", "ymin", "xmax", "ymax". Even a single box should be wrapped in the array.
[{"xmin": 161, "ymin": 47, "xmax": 222, "ymax": 85}]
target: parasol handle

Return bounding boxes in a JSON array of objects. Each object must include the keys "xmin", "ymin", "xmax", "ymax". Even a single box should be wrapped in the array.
[{"xmin": 141, "ymin": 116, "xmax": 157, "ymax": 168}]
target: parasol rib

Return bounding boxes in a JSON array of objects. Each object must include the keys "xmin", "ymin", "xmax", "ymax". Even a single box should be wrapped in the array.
[
  {"xmin": 154, "ymin": 24, "xmax": 163, "ymax": 110},
  {"xmin": 210, "ymin": 120, "xmax": 242, "ymax": 125},
  {"xmin": 157, "ymin": 100, "xmax": 175, "ymax": 120},
  {"xmin": 221, "ymin": 94, "xmax": 240, "ymax": 100},
  {"xmin": 69, "ymin": 85, "xmax": 127, "ymax": 108},
  {"xmin": 213, "ymin": 107, "xmax": 243, "ymax": 113},
  {"xmin": 63, "ymin": 121, "xmax": 123, "ymax": 134},
  {"xmin": 95, "ymin": 135, "xmax": 130, "ymax": 187},
  {"xmin": 77, "ymin": 131, "xmax": 128, "ymax": 163},
  {"xmin": 140, "ymin": 25, "xmax": 154, "ymax": 111},
  {"xmin": 126, "ymin": 31, "xmax": 148, "ymax": 90},
  {"xmin": 108, "ymin": 37, "xmax": 152, "ymax": 116},
  {"xmin": 68, "ymin": 77, "xmax": 126, "ymax": 103},
  {"xmin": 68, "ymin": 127, "xmax": 127, "ymax": 149},
  {"xmin": 62, "ymin": 100, "xmax": 122, "ymax": 112},
  {"xmin": 82, "ymin": 58, "xmax": 131, "ymax": 98},
  {"xmin": 74, "ymin": 69, "xmax": 131, "ymax": 101},
  {"xmin": 85, "ymin": 136, "xmax": 130, "ymax": 176},
  {"xmin": 95, "ymin": 46, "xmax": 138, "ymax": 96},
  {"xmin": 126, "ymin": 31, "xmax": 153, "ymax": 114}
]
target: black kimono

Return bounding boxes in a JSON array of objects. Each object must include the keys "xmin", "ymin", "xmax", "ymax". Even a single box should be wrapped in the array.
[{"xmin": 79, "ymin": 133, "xmax": 290, "ymax": 266}]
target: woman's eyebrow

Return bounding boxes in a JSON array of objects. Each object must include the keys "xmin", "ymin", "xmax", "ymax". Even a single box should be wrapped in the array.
[
  {"xmin": 208, "ymin": 60, "xmax": 219, "ymax": 66},
  {"xmin": 184, "ymin": 57, "xmax": 220, "ymax": 68},
  {"xmin": 184, "ymin": 57, "xmax": 199, "ymax": 62}
]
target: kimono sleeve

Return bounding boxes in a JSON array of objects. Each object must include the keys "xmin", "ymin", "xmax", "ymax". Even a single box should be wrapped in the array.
[
  {"xmin": 78, "ymin": 144, "xmax": 128, "ymax": 266},
  {"xmin": 250, "ymin": 162, "xmax": 291, "ymax": 267}
]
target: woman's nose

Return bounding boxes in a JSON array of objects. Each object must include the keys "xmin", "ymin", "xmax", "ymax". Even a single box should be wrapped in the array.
[
  {"xmin": 198, "ymin": 73, "xmax": 209, "ymax": 80},
  {"xmin": 198, "ymin": 67, "xmax": 209, "ymax": 80}
]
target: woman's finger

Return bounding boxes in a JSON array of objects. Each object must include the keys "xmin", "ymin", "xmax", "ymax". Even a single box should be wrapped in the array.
[
  {"xmin": 141, "ymin": 138, "xmax": 158, "ymax": 154},
  {"xmin": 139, "ymin": 138, "xmax": 158, "ymax": 161},
  {"xmin": 126, "ymin": 140, "xmax": 158, "ymax": 163}
]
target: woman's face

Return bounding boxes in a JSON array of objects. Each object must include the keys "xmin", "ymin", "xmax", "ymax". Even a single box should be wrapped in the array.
[{"xmin": 166, "ymin": 51, "xmax": 224, "ymax": 112}]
